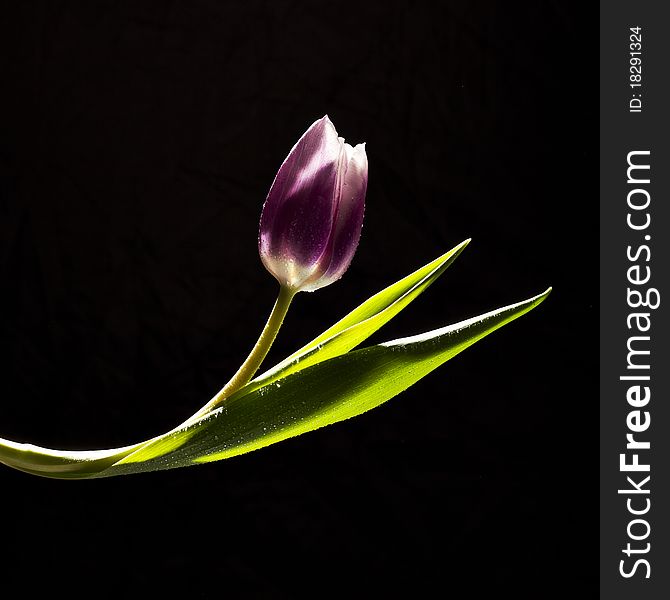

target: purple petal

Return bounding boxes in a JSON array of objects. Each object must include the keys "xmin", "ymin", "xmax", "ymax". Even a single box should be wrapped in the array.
[
  {"xmin": 259, "ymin": 116, "xmax": 342, "ymax": 287},
  {"xmin": 301, "ymin": 142, "xmax": 367, "ymax": 292}
]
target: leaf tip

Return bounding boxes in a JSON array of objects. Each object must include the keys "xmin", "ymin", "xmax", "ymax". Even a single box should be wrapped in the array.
[
  {"xmin": 529, "ymin": 286, "xmax": 552, "ymax": 308},
  {"xmin": 444, "ymin": 238, "xmax": 471, "ymax": 262}
]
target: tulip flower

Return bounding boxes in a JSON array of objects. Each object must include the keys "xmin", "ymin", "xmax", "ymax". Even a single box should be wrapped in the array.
[
  {"xmin": 259, "ymin": 115, "xmax": 367, "ymax": 293},
  {"xmin": 197, "ymin": 116, "xmax": 367, "ymax": 414}
]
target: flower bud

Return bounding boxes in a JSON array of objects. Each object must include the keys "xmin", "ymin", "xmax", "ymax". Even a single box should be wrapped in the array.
[{"xmin": 259, "ymin": 115, "xmax": 367, "ymax": 292}]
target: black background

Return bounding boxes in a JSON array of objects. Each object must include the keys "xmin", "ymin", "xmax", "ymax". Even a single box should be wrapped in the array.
[{"xmin": 0, "ymin": 2, "xmax": 596, "ymax": 598}]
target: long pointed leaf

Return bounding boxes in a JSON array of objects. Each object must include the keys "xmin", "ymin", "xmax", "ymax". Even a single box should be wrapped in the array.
[
  {"xmin": 0, "ymin": 287, "xmax": 550, "ymax": 479},
  {"xmin": 238, "ymin": 239, "xmax": 470, "ymax": 396}
]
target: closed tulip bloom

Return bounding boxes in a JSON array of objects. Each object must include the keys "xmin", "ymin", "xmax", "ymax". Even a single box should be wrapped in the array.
[{"xmin": 259, "ymin": 115, "xmax": 367, "ymax": 293}]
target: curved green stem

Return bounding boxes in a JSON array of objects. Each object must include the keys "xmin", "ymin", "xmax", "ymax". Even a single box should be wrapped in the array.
[{"xmin": 194, "ymin": 284, "xmax": 295, "ymax": 417}]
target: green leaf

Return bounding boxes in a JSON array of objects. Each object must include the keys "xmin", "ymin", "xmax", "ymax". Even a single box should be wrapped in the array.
[
  {"xmin": 0, "ymin": 439, "xmax": 140, "ymax": 478},
  {"xmin": 235, "ymin": 239, "xmax": 470, "ymax": 398},
  {"xmin": 0, "ymin": 286, "xmax": 550, "ymax": 479}
]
